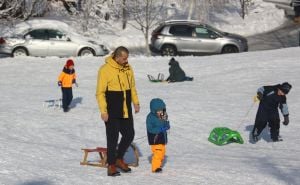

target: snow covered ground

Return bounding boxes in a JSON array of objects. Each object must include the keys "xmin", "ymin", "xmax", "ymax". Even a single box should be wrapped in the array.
[
  {"xmin": 0, "ymin": 47, "xmax": 300, "ymax": 185},
  {"xmin": 0, "ymin": 1, "xmax": 299, "ymax": 184}
]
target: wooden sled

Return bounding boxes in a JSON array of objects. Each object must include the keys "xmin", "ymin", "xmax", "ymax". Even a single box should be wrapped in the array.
[{"xmin": 80, "ymin": 144, "xmax": 139, "ymax": 168}]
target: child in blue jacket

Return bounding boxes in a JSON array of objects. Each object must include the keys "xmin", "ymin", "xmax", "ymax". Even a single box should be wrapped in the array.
[{"xmin": 146, "ymin": 98, "xmax": 170, "ymax": 173}]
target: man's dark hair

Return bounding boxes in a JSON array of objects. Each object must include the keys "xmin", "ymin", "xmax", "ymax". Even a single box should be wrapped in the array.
[{"xmin": 112, "ymin": 46, "xmax": 129, "ymax": 58}]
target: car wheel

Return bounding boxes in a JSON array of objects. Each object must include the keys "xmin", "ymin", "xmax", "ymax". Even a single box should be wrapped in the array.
[
  {"xmin": 161, "ymin": 45, "xmax": 177, "ymax": 56},
  {"xmin": 78, "ymin": 48, "xmax": 95, "ymax": 56},
  {"xmin": 12, "ymin": 47, "xmax": 28, "ymax": 57},
  {"xmin": 222, "ymin": 45, "xmax": 238, "ymax": 54}
]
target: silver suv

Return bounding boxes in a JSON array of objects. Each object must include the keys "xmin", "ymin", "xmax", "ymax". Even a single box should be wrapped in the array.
[{"xmin": 150, "ymin": 20, "xmax": 248, "ymax": 56}]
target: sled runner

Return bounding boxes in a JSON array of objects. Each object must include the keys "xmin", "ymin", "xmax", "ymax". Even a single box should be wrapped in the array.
[
  {"xmin": 43, "ymin": 99, "xmax": 62, "ymax": 109},
  {"xmin": 80, "ymin": 143, "xmax": 139, "ymax": 168},
  {"xmin": 147, "ymin": 73, "xmax": 166, "ymax": 82}
]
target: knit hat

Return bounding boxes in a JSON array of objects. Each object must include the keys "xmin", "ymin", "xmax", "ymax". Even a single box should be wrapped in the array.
[
  {"xmin": 66, "ymin": 59, "xmax": 74, "ymax": 68},
  {"xmin": 169, "ymin": 57, "xmax": 176, "ymax": 65},
  {"xmin": 279, "ymin": 82, "xmax": 292, "ymax": 94}
]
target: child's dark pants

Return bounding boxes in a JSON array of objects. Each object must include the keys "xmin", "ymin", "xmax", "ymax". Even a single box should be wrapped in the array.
[{"xmin": 61, "ymin": 87, "xmax": 73, "ymax": 110}]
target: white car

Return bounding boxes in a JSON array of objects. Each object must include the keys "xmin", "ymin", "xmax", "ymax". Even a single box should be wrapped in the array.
[{"xmin": 0, "ymin": 28, "xmax": 109, "ymax": 57}]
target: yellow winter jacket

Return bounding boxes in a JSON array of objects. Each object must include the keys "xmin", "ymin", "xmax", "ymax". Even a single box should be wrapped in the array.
[
  {"xmin": 58, "ymin": 67, "xmax": 76, "ymax": 88},
  {"xmin": 96, "ymin": 56, "xmax": 139, "ymax": 118}
]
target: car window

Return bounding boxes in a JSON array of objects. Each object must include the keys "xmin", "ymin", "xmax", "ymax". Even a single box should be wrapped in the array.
[
  {"xmin": 48, "ymin": 29, "xmax": 66, "ymax": 40},
  {"xmin": 25, "ymin": 29, "xmax": 48, "ymax": 40},
  {"xmin": 169, "ymin": 25, "xmax": 193, "ymax": 37},
  {"xmin": 195, "ymin": 27, "xmax": 218, "ymax": 39}
]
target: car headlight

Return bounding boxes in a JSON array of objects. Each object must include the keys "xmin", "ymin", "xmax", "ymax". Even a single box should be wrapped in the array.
[{"xmin": 236, "ymin": 39, "xmax": 242, "ymax": 43}]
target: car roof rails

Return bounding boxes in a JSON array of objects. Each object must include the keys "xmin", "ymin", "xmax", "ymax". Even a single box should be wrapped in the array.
[{"xmin": 164, "ymin": 19, "xmax": 202, "ymax": 24}]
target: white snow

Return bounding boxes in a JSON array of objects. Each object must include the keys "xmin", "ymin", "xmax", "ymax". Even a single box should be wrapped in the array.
[
  {"xmin": 0, "ymin": 47, "xmax": 300, "ymax": 185},
  {"xmin": 1, "ymin": 1, "xmax": 299, "ymax": 185}
]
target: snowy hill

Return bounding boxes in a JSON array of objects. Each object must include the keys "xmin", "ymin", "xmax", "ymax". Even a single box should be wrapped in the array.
[{"xmin": 0, "ymin": 47, "xmax": 300, "ymax": 185}]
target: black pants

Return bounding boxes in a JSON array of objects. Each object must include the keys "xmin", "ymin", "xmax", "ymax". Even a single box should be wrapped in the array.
[
  {"xmin": 61, "ymin": 87, "xmax": 73, "ymax": 110},
  {"xmin": 253, "ymin": 117, "xmax": 280, "ymax": 140},
  {"xmin": 105, "ymin": 117, "xmax": 134, "ymax": 165}
]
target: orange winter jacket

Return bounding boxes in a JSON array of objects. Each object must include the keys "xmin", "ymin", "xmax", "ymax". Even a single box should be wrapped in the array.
[{"xmin": 58, "ymin": 67, "xmax": 76, "ymax": 88}]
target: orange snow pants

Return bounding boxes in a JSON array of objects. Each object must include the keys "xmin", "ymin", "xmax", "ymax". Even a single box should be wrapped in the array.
[{"xmin": 151, "ymin": 144, "xmax": 166, "ymax": 172}]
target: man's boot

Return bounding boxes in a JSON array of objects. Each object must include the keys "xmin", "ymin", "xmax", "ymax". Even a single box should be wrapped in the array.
[
  {"xmin": 107, "ymin": 164, "xmax": 121, "ymax": 176},
  {"xmin": 116, "ymin": 159, "xmax": 131, "ymax": 172}
]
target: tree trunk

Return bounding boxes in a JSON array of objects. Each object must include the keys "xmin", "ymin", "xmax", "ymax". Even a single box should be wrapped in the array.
[
  {"xmin": 23, "ymin": 0, "xmax": 39, "ymax": 21},
  {"xmin": 122, "ymin": 0, "xmax": 127, "ymax": 29},
  {"xmin": 60, "ymin": 0, "xmax": 72, "ymax": 14},
  {"xmin": 240, "ymin": 0, "xmax": 245, "ymax": 19},
  {"xmin": 145, "ymin": 28, "xmax": 151, "ymax": 56},
  {"xmin": 188, "ymin": 0, "xmax": 195, "ymax": 20}
]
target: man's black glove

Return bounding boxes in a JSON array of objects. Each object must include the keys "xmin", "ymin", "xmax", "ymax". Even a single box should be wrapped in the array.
[
  {"xmin": 257, "ymin": 92, "xmax": 263, "ymax": 101},
  {"xmin": 283, "ymin": 116, "xmax": 289, "ymax": 125}
]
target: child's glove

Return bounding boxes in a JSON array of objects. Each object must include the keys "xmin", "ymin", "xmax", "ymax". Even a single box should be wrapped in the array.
[
  {"xmin": 254, "ymin": 92, "xmax": 263, "ymax": 102},
  {"xmin": 58, "ymin": 81, "xmax": 62, "ymax": 86},
  {"xmin": 257, "ymin": 92, "xmax": 263, "ymax": 100},
  {"xmin": 283, "ymin": 115, "xmax": 289, "ymax": 125},
  {"xmin": 160, "ymin": 124, "xmax": 170, "ymax": 133}
]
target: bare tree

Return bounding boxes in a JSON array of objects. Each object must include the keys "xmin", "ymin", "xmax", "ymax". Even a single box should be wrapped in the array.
[
  {"xmin": 126, "ymin": 0, "xmax": 165, "ymax": 56},
  {"xmin": 240, "ymin": 0, "xmax": 253, "ymax": 19},
  {"xmin": 122, "ymin": 0, "xmax": 127, "ymax": 29},
  {"xmin": 0, "ymin": 0, "xmax": 50, "ymax": 20},
  {"xmin": 23, "ymin": 0, "xmax": 39, "ymax": 20},
  {"xmin": 78, "ymin": 0, "xmax": 115, "ymax": 32},
  {"xmin": 187, "ymin": 0, "xmax": 195, "ymax": 20},
  {"xmin": 0, "ymin": 0, "xmax": 25, "ymax": 19}
]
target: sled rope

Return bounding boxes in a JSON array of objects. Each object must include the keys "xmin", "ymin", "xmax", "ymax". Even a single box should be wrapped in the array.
[{"xmin": 236, "ymin": 101, "xmax": 256, "ymax": 130}]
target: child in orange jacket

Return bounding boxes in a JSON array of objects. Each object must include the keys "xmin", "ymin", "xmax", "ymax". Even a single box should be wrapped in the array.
[
  {"xmin": 58, "ymin": 59, "xmax": 77, "ymax": 112},
  {"xmin": 146, "ymin": 98, "xmax": 170, "ymax": 173}
]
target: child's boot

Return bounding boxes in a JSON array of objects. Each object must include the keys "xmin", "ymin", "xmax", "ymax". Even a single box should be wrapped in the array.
[{"xmin": 154, "ymin": 168, "xmax": 162, "ymax": 173}]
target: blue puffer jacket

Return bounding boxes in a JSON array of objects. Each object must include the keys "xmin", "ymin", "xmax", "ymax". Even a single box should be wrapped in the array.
[{"xmin": 146, "ymin": 98, "xmax": 170, "ymax": 145}]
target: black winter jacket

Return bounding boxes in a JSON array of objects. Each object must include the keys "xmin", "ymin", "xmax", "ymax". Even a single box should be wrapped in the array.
[{"xmin": 256, "ymin": 84, "xmax": 289, "ymax": 121}]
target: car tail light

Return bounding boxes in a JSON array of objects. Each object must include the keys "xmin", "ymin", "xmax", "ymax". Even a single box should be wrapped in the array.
[
  {"xmin": 151, "ymin": 32, "xmax": 161, "ymax": 39},
  {"xmin": 0, "ymin": 37, "xmax": 5, "ymax": 44}
]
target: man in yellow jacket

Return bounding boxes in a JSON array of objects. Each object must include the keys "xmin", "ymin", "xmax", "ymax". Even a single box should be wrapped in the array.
[{"xmin": 96, "ymin": 46, "xmax": 140, "ymax": 176}]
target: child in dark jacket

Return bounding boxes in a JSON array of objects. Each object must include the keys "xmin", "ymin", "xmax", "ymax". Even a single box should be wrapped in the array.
[
  {"xmin": 58, "ymin": 59, "xmax": 77, "ymax": 112},
  {"xmin": 146, "ymin": 98, "xmax": 170, "ymax": 173},
  {"xmin": 166, "ymin": 57, "xmax": 193, "ymax": 82},
  {"xmin": 252, "ymin": 82, "xmax": 292, "ymax": 142}
]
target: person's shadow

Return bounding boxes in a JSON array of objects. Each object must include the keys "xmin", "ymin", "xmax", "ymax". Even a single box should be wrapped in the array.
[
  {"xmin": 123, "ymin": 143, "xmax": 142, "ymax": 167},
  {"xmin": 246, "ymin": 124, "xmax": 272, "ymax": 144},
  {"xmin": 70, "ymin": 97, "xmax": 83, "ymax": 109}
]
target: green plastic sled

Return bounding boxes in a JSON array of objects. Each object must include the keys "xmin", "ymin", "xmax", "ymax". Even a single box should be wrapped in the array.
[{"xmin": 208, "ymin": 127, "xmax": 244, "ymax": 146}]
